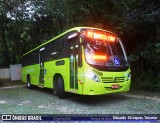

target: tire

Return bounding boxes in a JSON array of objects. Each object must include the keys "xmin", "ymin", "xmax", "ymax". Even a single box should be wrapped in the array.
[
  {"xmin": 53, "ymin": 86, "xmax": 58, "ymax": 95},
  {"xmin": 27, "ymin": 76, "xmax": 32, "ymax": 89},
  {"xmin": 57, "ymin": 77, "xmax": 66, "ymax": 99}
]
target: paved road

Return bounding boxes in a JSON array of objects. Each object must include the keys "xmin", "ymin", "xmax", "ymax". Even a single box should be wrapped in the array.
[{"xmin": 0, "ymin": 86, "xmax": 159, "ymax": 114}]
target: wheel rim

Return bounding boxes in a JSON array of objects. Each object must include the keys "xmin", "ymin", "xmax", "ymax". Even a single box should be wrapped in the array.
[{"xmin": 27, "ymin": 80, "xmax": 30, "ymax": 87}]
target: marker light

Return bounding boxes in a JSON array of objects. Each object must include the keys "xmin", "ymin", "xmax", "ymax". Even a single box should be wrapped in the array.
[
  {"xmin": 86, "ymin": 54, "xmax": 107, "ymax": 61},
  {"xmin": 68, "ymin": 33, "xmax": 78, "ymax": 39},
  {"xmin": 82, "ymin": 30, "xmax": 116, "ymax": 42}
]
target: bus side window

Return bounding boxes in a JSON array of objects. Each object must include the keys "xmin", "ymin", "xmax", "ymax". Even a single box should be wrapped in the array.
[
  {"xmin": 48, "ymin": 41, "xmax": 54, "ymax": 60},
  {"xmin": 49, "ymin": 37, "xmax": 64, "ymax": 60},
  {"xmin": 44, "ymin": 44, "xmax": 49, "ymax": 62},
  {"xmin": 50, "ymin": 41, "xmax": 58, "ymax": 60},
  {"xmin": 68, "ymin": 34, "xmax": 82, "ymax": 67}
]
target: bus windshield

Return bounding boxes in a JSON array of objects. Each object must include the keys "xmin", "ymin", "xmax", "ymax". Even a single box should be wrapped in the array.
[{"xmin": 83, "ymin": 38, "xmax": 129, "ymax": 69}]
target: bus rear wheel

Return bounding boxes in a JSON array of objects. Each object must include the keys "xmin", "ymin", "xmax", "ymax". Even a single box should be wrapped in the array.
[
  {"xmin": 27, "ymin": 76, "xmax": 32, "ymax": 89},
  {"xmin": 57, "ymin": 77, "xmax": 66, "ymax": 99}
]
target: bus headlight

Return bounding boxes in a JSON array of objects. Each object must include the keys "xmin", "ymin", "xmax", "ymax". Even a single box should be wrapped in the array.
[
  {"xmin": 126, "ymin": 73, "xmax": 131, "ymax": 81},
  {"xmin": 86, "ymin": 70, "xmax": 100, "ymax": 82}
]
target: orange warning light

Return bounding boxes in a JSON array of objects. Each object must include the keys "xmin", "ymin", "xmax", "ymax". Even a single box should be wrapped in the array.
[{"xmin": 86, "ymin": 54, "xmax": 107, "ymax": 61}]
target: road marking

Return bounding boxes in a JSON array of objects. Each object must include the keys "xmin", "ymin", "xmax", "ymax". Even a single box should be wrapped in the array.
[
  {"xmin": 0, "ymin": 100, "xmax": 7, "ymax": 104},
  {"xmin": 38, "ymin": 105, "xmax": 45, "ymax": 108}
]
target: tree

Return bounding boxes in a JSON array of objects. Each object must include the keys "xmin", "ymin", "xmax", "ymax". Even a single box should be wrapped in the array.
[{"xmin": 0, "ymin": 0, "xmax": 159, "ymax": 90}]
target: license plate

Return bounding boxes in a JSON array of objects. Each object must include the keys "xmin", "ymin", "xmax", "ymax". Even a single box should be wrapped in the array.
[{"xmin": 112, "ymin": 84, "xmax": 119, "ymax": 89}]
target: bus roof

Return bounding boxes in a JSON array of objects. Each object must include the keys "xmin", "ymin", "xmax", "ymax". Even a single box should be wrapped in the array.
[{"xmin": 23, "ymin": 27, "xmax": 116, "ymax": 56}]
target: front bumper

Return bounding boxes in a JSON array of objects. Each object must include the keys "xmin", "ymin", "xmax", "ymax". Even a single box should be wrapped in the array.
[{"xmin": 82, "ymin": 79, "xmax": 131, "ymax": 95}]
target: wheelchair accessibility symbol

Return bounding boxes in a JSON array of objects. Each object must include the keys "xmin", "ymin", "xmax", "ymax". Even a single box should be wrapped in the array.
[{"xmin": 114, "ymin": 57, "xmax": 120, "ymax": 66}]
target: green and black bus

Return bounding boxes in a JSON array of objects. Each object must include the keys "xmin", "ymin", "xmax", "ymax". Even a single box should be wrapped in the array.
[{"xmin": 22, "ymin": 27, "xmax": 131, "ymax": 98}]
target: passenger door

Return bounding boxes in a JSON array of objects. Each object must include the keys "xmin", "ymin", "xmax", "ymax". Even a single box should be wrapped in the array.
[
  {"xmin": 39, "ymin": 47, "xmax": 45, "ymax": 85},
  {"xmin": 69, "ymin": 37, "xmax": 79, "ymax": 90}
]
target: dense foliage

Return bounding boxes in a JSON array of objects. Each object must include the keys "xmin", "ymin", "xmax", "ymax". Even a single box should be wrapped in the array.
[{"xmin": 0, "ymin": 0, "xmax": 159, "ymax": 90}]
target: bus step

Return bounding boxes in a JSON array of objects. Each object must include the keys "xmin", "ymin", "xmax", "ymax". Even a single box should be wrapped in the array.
[
  {"xmin": 39, "ymin": 84, "xmax": 44, "ymax": 88},
  {"xmin": 68, "ymin": 89, "xmax": 78, "ymax": 93}
]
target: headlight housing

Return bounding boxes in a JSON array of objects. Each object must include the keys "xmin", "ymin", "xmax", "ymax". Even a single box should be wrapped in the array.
[
  {"xmin": 86, "ymin": 70, "xmax": 100, "ymax": 82},
  {"xmin": 126, "ymin": 72, "xmax": 131, "ymax": 81}
]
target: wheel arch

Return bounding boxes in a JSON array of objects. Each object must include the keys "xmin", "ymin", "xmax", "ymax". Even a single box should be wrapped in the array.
[
  {"xmin": 26, "ymin": 74, "xmax": 30, "ymax": 82},
  {"xmin": 53, "ymin": 73, "xmax": 63, "ymax": 89},
  {"xmin": 27, "ymin": 74, "xmax": 30, "ymax": 78}
]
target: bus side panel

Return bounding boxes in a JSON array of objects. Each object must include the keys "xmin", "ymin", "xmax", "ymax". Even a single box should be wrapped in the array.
[
  {"xmin": 77, "ymin": 66, "xmax": 84, "ymax": 94},
  {"xmin": 21, "ymin": 64, "xmax": 40, "ymax": 85},
  {"xmin": 43, "ymin": 58, "xmax": 70, "ymax": 90},
  {"xmin": 43, "ymin": 61, "xmax": 54, "ymax": 88}
]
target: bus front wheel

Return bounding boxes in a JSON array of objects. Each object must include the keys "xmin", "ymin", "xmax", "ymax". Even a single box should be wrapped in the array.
[{"xmin": 57, "ymin": 77, "xmax": 66, "ymax": 99}]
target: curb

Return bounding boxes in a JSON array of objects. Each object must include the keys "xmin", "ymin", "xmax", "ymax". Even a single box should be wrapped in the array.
[{"xmin": 0, "ymin": 85, "xmax": 26, "ymax": 90}]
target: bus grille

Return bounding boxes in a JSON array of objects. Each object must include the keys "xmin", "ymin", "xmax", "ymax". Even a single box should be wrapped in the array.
[{"xmin": 101, "ymin": 77, "xmax": 125, "ymax": 83}]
